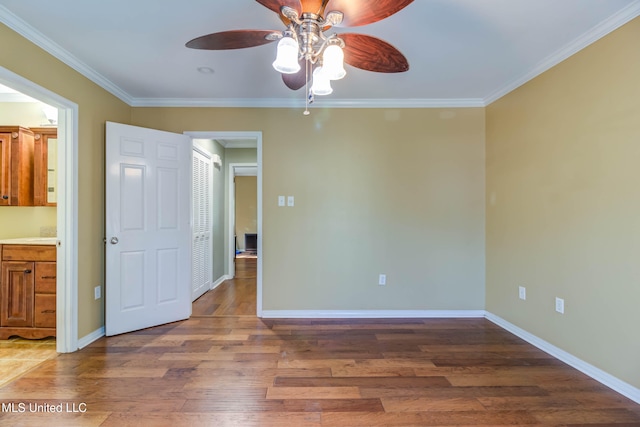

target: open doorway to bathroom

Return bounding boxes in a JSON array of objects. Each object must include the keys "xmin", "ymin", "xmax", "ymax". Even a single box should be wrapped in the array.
[{"xmin": 0, "ymin": 82, "xmax": 59, "ymax": 385}]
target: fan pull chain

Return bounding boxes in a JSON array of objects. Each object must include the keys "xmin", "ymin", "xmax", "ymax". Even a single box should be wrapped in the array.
[{"xmin": 304, "ymin": 59, "xmax": 311, "ymax": 115}]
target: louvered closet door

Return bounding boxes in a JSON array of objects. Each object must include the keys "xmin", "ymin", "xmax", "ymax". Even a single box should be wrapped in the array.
[{"xmin": 192, "ymin": 149, "xmax": 213, "ymax": 301}]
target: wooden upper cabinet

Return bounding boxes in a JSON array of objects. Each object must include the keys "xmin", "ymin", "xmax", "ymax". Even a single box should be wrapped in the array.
[
  {"xmin": 0, "ymin": 132, "xmax": 10, "ymax": 205},
  {"xmin": 0, "ymin": 126, "xmax": 35, "ymax": 206},
  {"xmin": 31, "ymin": 127, "xmax": 57, "ymax": 206}
]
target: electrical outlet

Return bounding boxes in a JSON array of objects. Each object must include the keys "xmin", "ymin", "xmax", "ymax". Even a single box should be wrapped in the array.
[
  {"xmin": 555, "ymin": 297, "xmax": 564, "ymax": 314},
  {"xmin": 518, "ymin": 286, "xmax": 526, "ymax": 300},
  {"xmin": 378, "ymin": 274, "xmax": 386, "ymax": 286},
  {"xmin": 94, "ymin": 286, "xmax": 101, "ymax": 300}
]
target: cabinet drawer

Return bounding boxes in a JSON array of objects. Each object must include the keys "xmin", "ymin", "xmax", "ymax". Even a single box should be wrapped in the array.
[
  {"xmin": 2, "ymin": 245, "xmax": 56, "ymax": 262},
  {"xmin": 34, "ymin": 294, "xmax": 56, "ymax": 328},
  {"xmin": 35, "ymin": 262, "xmax": 56, "ymax": 293}
]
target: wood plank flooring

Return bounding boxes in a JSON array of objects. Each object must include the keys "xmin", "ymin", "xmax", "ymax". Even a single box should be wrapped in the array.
[
  {"xmin": 0, "ymin": 336, "xmax": 57, "ymax": 388},
  {"xmin": 1, "ymin": 258, "xmax": 639, "ymax": 426},
  {"xmin": 192, "ymin": 257, "xmax": 256, "ymax": 317}
]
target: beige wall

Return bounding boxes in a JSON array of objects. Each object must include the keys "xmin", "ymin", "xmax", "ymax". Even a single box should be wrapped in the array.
[
  {"xmin": 0, "ymin": 207, "xmax": 56, "ymax": 238},
  {"xmin": 132, "ymin": 107, "xmax": 486, "ymax": 311},
  {"xmin": 1, "ymin": 23, "xmax": 132, "ymax": 338},
  {"xmin": 0, "ymin": 101, "xmax": 51, "ymax": 127},
  {"xmin": 486, "ymin": 17, "xmax": 640, "ymax": 388},
  {"xmin": 225, "ymin": 148, "xmax": 258, "ymax": 269},
  {"xmin": 235, "ymin": 176, "xmax": 257, "ymax": 251}
]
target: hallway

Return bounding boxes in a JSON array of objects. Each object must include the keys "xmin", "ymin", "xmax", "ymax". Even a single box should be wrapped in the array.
[{"xmin": 192, "ymin": 257, "xmax": 257, "ymax": 317}]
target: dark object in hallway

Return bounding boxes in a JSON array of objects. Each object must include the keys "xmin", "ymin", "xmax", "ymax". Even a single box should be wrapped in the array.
[{"xmin": 244, "ymin": 233, "xmax": 257, "ymax": 254}]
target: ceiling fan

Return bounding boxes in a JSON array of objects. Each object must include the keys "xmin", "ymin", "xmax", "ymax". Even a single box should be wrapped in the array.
[{"xmin": 186, "ymin": 0, "xmax": 413, "ymax": 107}]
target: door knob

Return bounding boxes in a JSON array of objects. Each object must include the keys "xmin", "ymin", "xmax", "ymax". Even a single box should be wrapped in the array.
[
  {"xmin": 2, "ymin": 195, "xmax": 7, "ymax": 200},
  {"xmin": 110, "ymin": 237, "xmax": 119, "ymax": 244}
]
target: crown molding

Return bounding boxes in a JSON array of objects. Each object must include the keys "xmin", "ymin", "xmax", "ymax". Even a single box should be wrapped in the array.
[
  {"xmin": 4, "ymin": 1, "xmax": 639, "ymax": 110},
  {"xmin": 484, "ymin": 0, "xmax": 640, "ymax": 105},
  {"xmin": 130, "ymin": 97, "xmax": 485, "ymax": 108},
  {"xmin": 0, "ymin": 4, "xmax": 134, "ymax": 105}
]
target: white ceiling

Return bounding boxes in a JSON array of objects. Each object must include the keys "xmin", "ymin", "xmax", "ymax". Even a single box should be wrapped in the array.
[
  {"xmin": 0, "ymin": 82, "xmax": 38, "ymax": 102},
  {"xmin": 1, "ymin": 0, "xmax": 638, "ymax": 108}
]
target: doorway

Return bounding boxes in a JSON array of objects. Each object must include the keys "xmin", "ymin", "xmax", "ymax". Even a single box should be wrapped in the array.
[
  {"xmin": 0, "ymin": 66, "xmax": 78, "ymax": 354},
  {"xmin": 185, "ymin": 131, "xmax": 262, "ymax": 316},
  {"xmin": 231, "ymin": 164, "xmax": 258, "ymax": 258}
]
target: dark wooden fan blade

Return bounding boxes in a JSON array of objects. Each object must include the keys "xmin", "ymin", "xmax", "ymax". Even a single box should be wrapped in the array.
[
  {"xmin": 318, "ymin": 0, "xmax": 331, "ymax": 15},
  {"xmin": 324, "ymin": 0, "xmax": 413, "ymax": 27},
  {"xmin": 281, "ymin": 60, "xmax": 309, "ymax": 90},
  {"xmin": 186, "ymin": 30, "xmax": 277, "ymax": 50},
  {"xmin": 341, "ymin": 33, "xmax": 409, "ymax": 73},
  {"xmin": 300, "ymin": 0, "xmax": 323, "ymax": 13},
  {"xmin": 256, "ymin": 0, "xmax": 302, "ymax": 16}
]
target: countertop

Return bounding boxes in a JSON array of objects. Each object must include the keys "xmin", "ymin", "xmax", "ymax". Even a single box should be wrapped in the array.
[{"xmin": 0, "ymin": 237, "xmax": 57, "ymax": 245}]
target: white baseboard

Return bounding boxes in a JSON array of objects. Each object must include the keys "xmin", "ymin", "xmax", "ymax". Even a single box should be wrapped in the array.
[
  {"xmin": 76, "ymin": 326, "xmax": 105, "ymax": 350},
  {"xmin": 211, "ymin": 275, "xmax": 232, "ymax": 291},
  {"xmin": 76, "ymin": 307, "xmax": 640, "ymax": 404},
  {"xmin": 485, "ymin": 312, "xmax": 640, "ymax": 405},
  {"xmin": 260, "ymin": 309, "xmax": 639, "ymax": 404},
  {"xmin": 261, "ymin": 309, "xmax": 486, "ymax": 319}
]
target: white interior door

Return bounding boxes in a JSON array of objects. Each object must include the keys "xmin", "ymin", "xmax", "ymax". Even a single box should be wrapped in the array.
[
  {"xmin": 191, "ymin": 148, "xmax": 212, "ymax": 301},
  {"xmin": 105, "ymin": 122, "xmax": 191, "ymax": 336}
]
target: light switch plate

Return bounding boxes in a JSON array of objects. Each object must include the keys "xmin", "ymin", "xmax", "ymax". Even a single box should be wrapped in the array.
[
  {"xmin": 287, "ymin": 196, "xmax": 294, "ymax": 207},
  {"xmin": 278, "ymin": 196, "xmax": 285, "ymax": 206},
  {"xmin": 519, "ymin": 286, "xmax": 526, "ymax": 300}
]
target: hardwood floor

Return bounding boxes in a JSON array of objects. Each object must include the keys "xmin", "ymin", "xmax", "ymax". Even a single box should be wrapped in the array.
[
  {"xmin": 192, "ymin": 257, "xmax": 256, "ymax": 317},
  {"xmin": 1, "ymin": 258, "xmax": 639, "ymax": 426},
  {"xmin": 0, "ymin": 336, "xmax": 57, "ymax": 388}
]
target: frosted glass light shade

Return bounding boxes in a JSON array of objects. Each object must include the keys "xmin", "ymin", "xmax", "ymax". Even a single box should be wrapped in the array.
[
  {"xmin": 311, "ymin": 67, "xmax": 333, "ymax": 96},
  {"xmin": 322, "ymin": 44, "xmax": 346, "ymax": 80},
  {"xmin": 272, "ymin": 36, "xmax": 300, "ymax": 74}
]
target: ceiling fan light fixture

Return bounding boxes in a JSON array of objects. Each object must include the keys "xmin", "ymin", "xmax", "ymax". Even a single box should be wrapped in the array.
[
  {"xmin": 311, "ymin": 66, "xmax": 333, "ymax": 96},
  {"xmin": 322, "ymin": 44, "xmax": 346, "ymax": 80},
  {"xmin": 186, "ymin": 1, "xmax": 413, "ymax": 114},
  {"xmin": 272, "ymin": 35, "xmax": 300, "ymax": 74}
]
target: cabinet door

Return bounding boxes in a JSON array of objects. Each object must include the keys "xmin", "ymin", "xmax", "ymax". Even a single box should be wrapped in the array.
[
  {"xmin": 32, "ymin": 128, "xmax": 57, "ymax": 206},
  {"xmin": 11, "ymin": 128, "xmax": 35, "ymax": 206},
  {"xmin": 0, "ymin": 132, "xmax": 10, "ymax": 205},
  {"xmin": 1, "ymin": 261, "xmax": 34, "ymax": 327}
]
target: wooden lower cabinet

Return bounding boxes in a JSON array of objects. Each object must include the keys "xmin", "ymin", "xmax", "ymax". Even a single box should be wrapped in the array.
[
  {"xmin": 1, "ymin": 261, "xmax": 34, "ymax": 327},
  {"xmin": 0, "ymin": 245, "xmax": 56, "ymax": 339}
]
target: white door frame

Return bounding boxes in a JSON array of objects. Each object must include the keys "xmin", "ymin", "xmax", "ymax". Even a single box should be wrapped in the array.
[
  {"xmin": 229, "ymin": 162, "xmax": 258, "ymax": 271},
  {"xmin": 0, "ymin": 66, "xmax": 78, "ymax": 353},
  {"xmin": 184, "ymin": 131, "xmax": 263, "ymax": 317}
]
